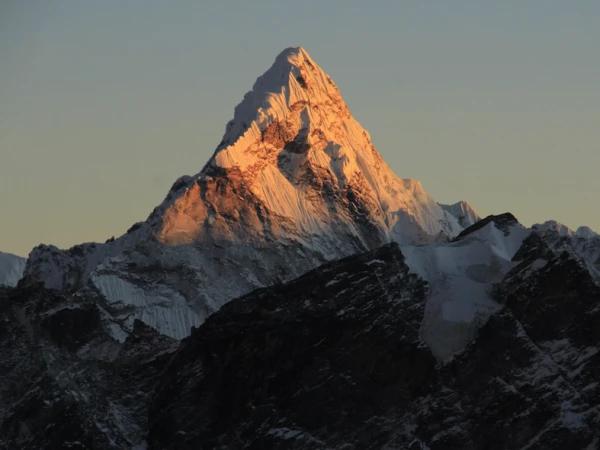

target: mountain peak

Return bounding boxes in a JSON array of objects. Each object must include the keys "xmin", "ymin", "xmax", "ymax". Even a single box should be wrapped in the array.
[
  {"xmin": 439, "ymin": 201, "xmax": 480, "ymax": 228},
  {"xmin": 273, "ymin": 46, "xmax": 312, "ymax": 66},
  {"xmin": 169, "ymin": 47, "xmax": 470, "ymax": 247},
  {"xmin": 25, "ymin": 48, "xmax": 476, "ymax": 341},
  {"xmin": 207, "ymin": 46, "xmax": 349, "ymax": 171},
  {"xmin": 454, "ymin": 212, "xmax": 520, "ymax": 241}
]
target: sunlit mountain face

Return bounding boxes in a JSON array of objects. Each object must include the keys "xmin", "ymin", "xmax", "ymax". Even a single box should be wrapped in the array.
[{"xmin": 20, "ymin": 47, "xmax": 476, "ymax": 341}]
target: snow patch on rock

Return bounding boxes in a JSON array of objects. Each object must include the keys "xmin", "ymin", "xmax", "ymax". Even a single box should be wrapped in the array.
[
  {"xmin": 402, "ymin": 220, "xmax": 530, "ymax": 361},
  {"xmin": 0, "ymin": 251, "xmax": 26, "ymax": 287}
]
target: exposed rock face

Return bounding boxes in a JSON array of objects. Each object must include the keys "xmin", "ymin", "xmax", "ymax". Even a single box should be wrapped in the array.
[
  {"xmin": 3, "ymin": 224, "xmax": 600, "ymax": 448},
  {"xmin": 0, "ymin": 286, "xmax": 176, "ymax": 449},
  {"xmin": 532, "ymin": 220, "xmax": 600, "ymax": 281},
  {"xmin": 147, "ymin": 240, "xmax": 600, "ymax": 450},
  {"xmin": 23, "ymin": 47, "xmax": 475, "ymax": 341},
  {"xmin": 148, "ymin": 243, "xmax": 435, "ymax": 449}
]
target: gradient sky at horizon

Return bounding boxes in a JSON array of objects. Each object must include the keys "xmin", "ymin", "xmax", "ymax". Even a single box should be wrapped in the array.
[{"xmin": 1, "ymin": 1, "xmax": 600, "ymax": 256}]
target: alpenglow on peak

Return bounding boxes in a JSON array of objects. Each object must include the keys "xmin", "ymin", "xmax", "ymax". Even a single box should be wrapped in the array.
[
  {"xmin": 192, "ymin": 45, "xmax": 469, "ymax": 244},
  {"xmin": 24, "ymin": 47, "xmax": 478, "ymax": 341},
  {"xmin": 213, "ymin": 46, "xmax": 344, "ymax": 153},
  {"xmin": 206, "ymin": 46, "xmax": 357, "ymax": 176}
]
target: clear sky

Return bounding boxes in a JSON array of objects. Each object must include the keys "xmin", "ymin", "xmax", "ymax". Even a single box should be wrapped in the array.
[{"xmin": 1, "ymin": 1, "xmax": 599, "ymax": 256}]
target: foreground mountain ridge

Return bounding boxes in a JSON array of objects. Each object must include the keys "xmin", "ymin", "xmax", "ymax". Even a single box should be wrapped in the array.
[
  {"xmin": 149, "ymin": 236, "xmax": 600, "ymax": 449},
  {"xmin": 22, "ymin": 47, "xmax": 477, "ymax": 340},
  {"xmin": 3, "ymin": 217, "xmax": 600, "ymax": 448}
]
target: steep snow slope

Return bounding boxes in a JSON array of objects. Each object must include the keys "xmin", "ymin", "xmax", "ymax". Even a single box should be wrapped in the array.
[
  {"xmin": 401, "ymin": 215, "xmax": 600, "ymax": 361},
  {"xmin": 402, "ymin": 214, "xmax": 529, "ymax": 360},
  {"xmin": 23, "ymin": 47, "xmax": 476, "ymax": 340},
  {"xmin": 0, "ymin": 251, "xmax": 26, "ymax": 287}
]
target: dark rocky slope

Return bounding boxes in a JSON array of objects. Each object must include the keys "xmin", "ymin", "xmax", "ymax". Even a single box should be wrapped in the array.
[
  {"xmin": 2, "ymin": 231, "xmax": 599, "ymax": 449},
  {"xmin": 148, "ymin": 241, "xmax": 600, "ymax": 449},
  {"xmin": 149, "ymin": 243, "xmax": 432, "ymax": 449},
  {"xmin": 0, "ymin": 286, "xmax": 176, "ymax": 449}
]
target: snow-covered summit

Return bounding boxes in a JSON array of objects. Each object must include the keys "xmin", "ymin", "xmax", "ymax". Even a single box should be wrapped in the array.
[
  {"xmin": 24, "ymin": 47, "xmax": 478, "ymax": 340},
  {"xmin": 533, "ymin": 220, "xmax": 599, "ymax": 240},
  {"xmin": 533, "ymin": 220, "xmax": 577, "ymax": 238},
  {"xmin": 439, "ymin": 201, "xmax": 480, "ymax": 229},
  {"xmin": 213, "ymin": 47, "xmax": 333, "ymax": 153},
  {"xmin": 160, "ymin": 46, "xmax": 471, "ymax": 247}
]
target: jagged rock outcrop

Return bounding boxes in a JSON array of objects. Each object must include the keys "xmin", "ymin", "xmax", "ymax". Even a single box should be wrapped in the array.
[
  {"xmin": 148, "ymin": 243, "xmax": 435, "ymax": 449},
  {"xmin": 532, "ymin": 220, "xmax": 600, "ymax": 281},
  {"xmin": 0, "ymin": 286, "xmax": 176, "ymax": 449},
  {"xmin": 147, "ymin": 240, "xmax": 600, "ymax": 449}
]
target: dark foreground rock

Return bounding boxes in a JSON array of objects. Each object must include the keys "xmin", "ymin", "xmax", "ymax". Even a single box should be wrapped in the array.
[
  {"xmin": 149, "ymin": 243, "xmax": 432, "ymax": 449},
  {"xmin": 2, "ymin": 237, "xmax": 600, "ymax": 449},
  {"xmin": 148, "ymin": 242, "xmax": 600, "ymax": 450},
  {"xmin": 0, "ymin": 286, "xmax": 176, "ymax": 449}
]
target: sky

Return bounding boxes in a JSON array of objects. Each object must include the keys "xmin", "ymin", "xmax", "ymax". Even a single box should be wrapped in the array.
[{"xmin": 1, "ymin": 1, "xmax": 599, "ymax": 256}]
